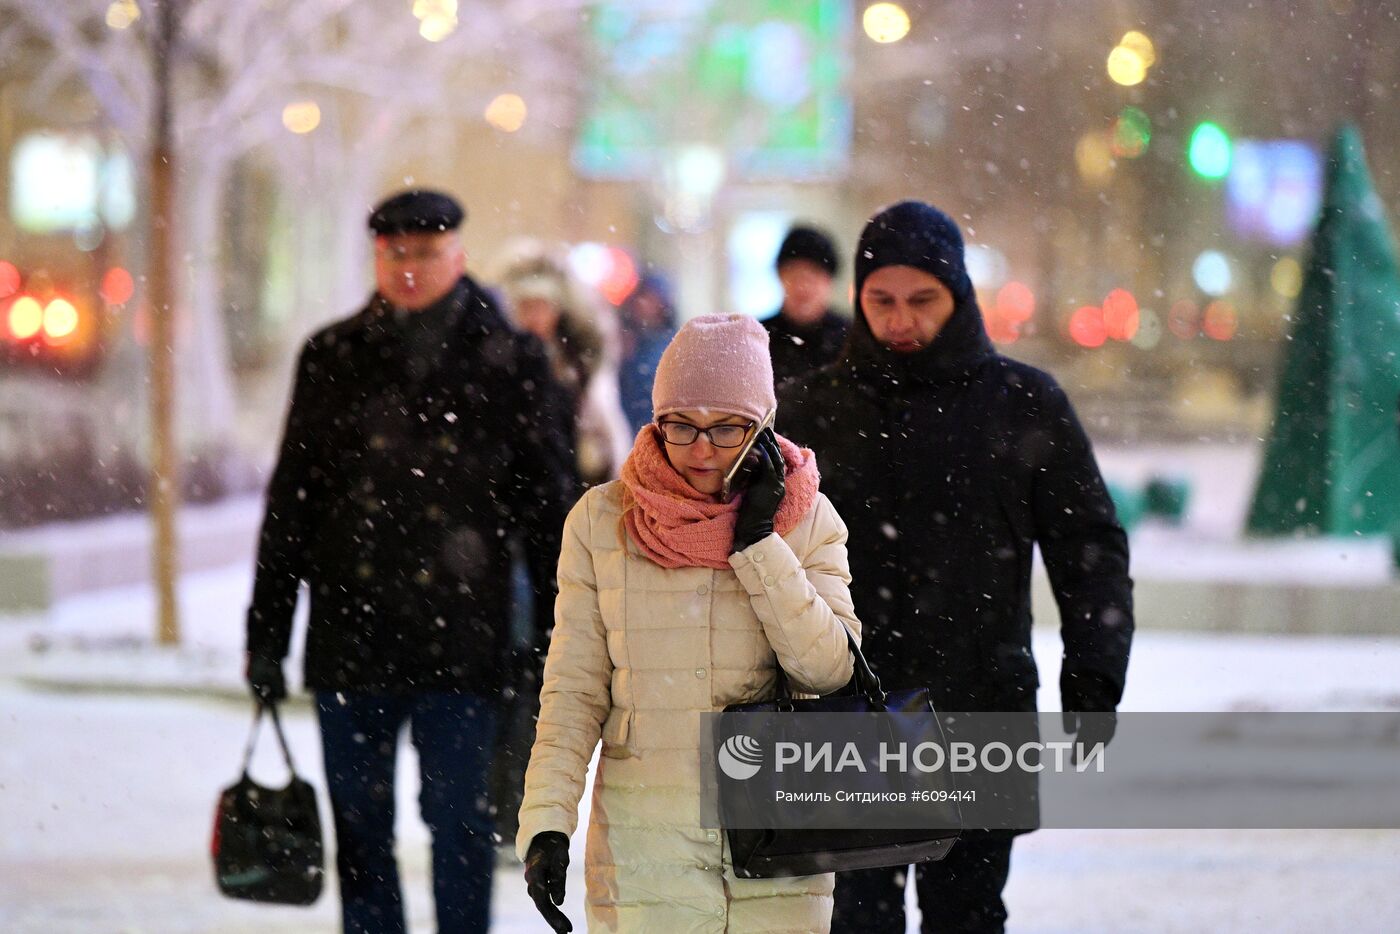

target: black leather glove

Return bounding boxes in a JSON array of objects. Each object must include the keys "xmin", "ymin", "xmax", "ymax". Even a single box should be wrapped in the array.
[
  {"xmin": 1062, "ymin": 710, "xmax": 1117, "ymax": 763},
  {"xmin": 524, "ymin": 831, "xmax": 572, "ymax": 933},
  {"xmin": 246, "ymin": 653, "xmax": 287, "ymax": 705},
  {"xmin": 731, "ymin": 428, "xmax": 786, "ymax": 553}
]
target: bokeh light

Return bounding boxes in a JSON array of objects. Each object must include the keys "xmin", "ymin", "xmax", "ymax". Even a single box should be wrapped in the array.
[
  {"xmin": 415, "ymin": 0, "xmax": 459, "ymax": 41},
  {"xmin": 1102, "ymin": 288, "xmax": 1140, "ymax": 341},
  {"xmin": 1188, "ymin": 122, "xmax": 1232, "ymax": 179},
  {"xmin": 1192, "ymin": 250, "xmax": 1232, "ymax": 295},
  {"xmin": 8, "ymin": 295, "xmax": 42, "ymax": 339},
  {"xmin": 599, "ymin": 247, "xmax": 639, "ymax": 306},
  {"xmin": 1069, "ymin": 305, "xmax": 1108, "ymax": 347},
  {"xmin": 997, "ymin": 281, "xmax": 1036, "ymax": 322},
  {"xmin": 1075, "ymin": 130, "xmax": 1115, "ymax": 184},
  {"xmin": 485, "ymin": 94, "xmax": 528, "ymax": 133},
  {"xmin": 43, "ymin": 298, "xmax": 79, "ymax": 341},
  {"xmin": 1271, "ymin": 256, "xmax": 1303, "ymax": 298},
  {"xmin": 1112, "ymin": 107, "xmax": 1152, "ymax": 158},
  {"xmin": 863, "ymin": 3, "xmax": 911, "ymax": 44},
  {"xmin": 1202, "ymin": 300, "xmax": 1238, "ymax": 340},
  {"xmin": 282, "ymin": 101, "xmax": 321, "ymax": 134},
  {"xmin": 0, "ymin": 261, "xmax": 19, "ymax": 299},
  {"xmin": 1120, "ymin": 30, "xmax": 1157, "ymax": 67},
  {"xmin": 1131, "ymin": 308, "xmax": 1163, "ymax": 349},
  {"xmin": 1168, "ymin": 299, "xmax": 1201, "ymax": 339},
  {"xmin": 1107, "ymin": 45, "xmax": 1148, "ymax": 86},
  {"xmin": 101, "ymin": 267, "xmax": 135, "ymax": 305},
  {"xmin": 105, "ymin": 0, "xmax": 139, "ymax": 30}
]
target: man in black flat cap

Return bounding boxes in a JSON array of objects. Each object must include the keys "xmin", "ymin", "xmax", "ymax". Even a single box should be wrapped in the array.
[
  {"xmin": 760, "ymin": 223, "xmax": 850, "ymax": 385},
  {"xmin": 244, "ymin": 189, "xmax": 577, "ymax": 934}
]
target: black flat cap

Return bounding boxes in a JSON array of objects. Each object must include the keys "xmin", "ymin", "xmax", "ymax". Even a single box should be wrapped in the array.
[{"xmin": 368, "ymin": 189, "xmax": 465, "ymax": 234}]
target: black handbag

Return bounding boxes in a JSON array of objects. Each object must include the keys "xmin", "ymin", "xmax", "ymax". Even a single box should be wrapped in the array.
[
  {"xmin": 211, "ymin": 702, "xmax": 325, "ymax": 905},
  {"xmin": 721, "ymin": 630, "xmax": 961, "ymax": 879}
]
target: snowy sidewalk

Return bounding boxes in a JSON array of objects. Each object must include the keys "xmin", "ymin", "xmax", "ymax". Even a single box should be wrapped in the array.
[{"xmin": 6, "ymin": 636, "xmax": 1400, "ymax": 933}]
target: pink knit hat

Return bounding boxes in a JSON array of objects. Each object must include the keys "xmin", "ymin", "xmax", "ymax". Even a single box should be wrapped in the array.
[{"xmin": 652, "ymin": 314, "xmax": 776, "ymax": 425}]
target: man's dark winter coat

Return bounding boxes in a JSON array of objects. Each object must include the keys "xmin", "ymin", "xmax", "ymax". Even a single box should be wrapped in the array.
[
  {"xmin": 778, "ymin": 299, "xmax": 1133, "ymax": 717},
  {"xmin": 761, "ymin": 309, "xmax": 850, "ymax": 387},
  {"xmin": 247, "ymin": 276, "xmax": 576, "ymax": 694}
]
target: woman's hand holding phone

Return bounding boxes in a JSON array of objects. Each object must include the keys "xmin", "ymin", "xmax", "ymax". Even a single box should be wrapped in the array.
[{"xmin": 730, "ymin": 428, "xmax": 786, "ymax": 553}]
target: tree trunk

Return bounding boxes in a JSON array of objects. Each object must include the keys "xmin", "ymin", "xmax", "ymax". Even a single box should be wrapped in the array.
[{"xmin": 149, "ymin": 0, "xmax": 181, "ymax": 646}]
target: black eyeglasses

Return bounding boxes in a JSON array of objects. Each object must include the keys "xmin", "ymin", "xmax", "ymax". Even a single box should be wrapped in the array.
[{"xmin": 656, "ymin": 420, "xmax": 754, "ymax": 448}]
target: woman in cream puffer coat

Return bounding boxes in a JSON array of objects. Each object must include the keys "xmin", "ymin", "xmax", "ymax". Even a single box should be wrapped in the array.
[{"xmin": 517, "ymin": 314, "xmax": 861, "ymax": 933}]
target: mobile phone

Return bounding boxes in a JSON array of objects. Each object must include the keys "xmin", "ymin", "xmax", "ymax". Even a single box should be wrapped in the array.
[{"xmin": 720, "ymin": 408, "xmax": 777, "ymax": 504}]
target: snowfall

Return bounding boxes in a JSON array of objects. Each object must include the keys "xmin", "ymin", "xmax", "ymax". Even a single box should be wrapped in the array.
[{"xmin": 4, "ymin": 449, "xmax": 1400, "ymax": 933}]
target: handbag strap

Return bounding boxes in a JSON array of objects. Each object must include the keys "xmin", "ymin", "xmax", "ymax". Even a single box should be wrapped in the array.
[
  {"xmin": 773, "ymin": 626, "xmax": 885, "ymax": 708},
  {"xmin": 240, "ymin": 702, "xmax": 300, "ymax": 779}
]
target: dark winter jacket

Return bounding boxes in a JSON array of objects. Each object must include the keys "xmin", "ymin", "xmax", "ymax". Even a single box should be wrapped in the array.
[
  {"xmin": 246, "ymin": 275, "xmax": 577, "ymax": 694},
  {"xmin": 778, "ymin": 299, "xmax": 1132, "ymax": 717},
  {"xmin": 761, "ymin": 308, "xmax": 850, "ymax": 386}
]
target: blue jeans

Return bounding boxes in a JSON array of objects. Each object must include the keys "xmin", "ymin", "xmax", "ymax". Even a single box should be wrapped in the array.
[{"xmin": 316, "ymin": 692, "xmax": 499, "ymax": 934}]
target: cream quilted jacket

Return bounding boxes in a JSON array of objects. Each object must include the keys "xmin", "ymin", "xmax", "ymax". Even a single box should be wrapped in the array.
[{"xmin": 517, "ymin": 480, "xmax": 861, "ymax": 933}]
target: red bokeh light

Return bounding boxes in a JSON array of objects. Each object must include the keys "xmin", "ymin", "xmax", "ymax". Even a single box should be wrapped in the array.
[
  {"xmin": 1202, "ymin": 300, "xmax": 1238, "ymax": 341},
  {"xmin": 101, "ymin": 267, "xmax": 135, "ymax": 305},
  {"xmin": 0, "ymin": 261, "xmax": 19, "ymax": 299},
  {"xmin": 1167, "ymin": 299, "xmax": 1200, "ymax": 339},
  {"xmin": 984, "ymin": 311, "xmax": 1020, "ymax": 344},
  {"xmin": 1068, "ymin": 305, "xmax": 1107, "ymax": 348},
  {"xmin": 996, "ymin": 281, "xmax": 1035, "ymax": 322},
  {"xmin": 599, "ymin": 247, "xmax": 639, "ymax": 307},
  {"xmin": 1102, "ymin": 288, "xmax": 1140, "ymax": 341}
]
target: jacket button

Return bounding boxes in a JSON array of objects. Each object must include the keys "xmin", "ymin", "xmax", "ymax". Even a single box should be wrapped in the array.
[
  {"xmin": 696, "ymin": 584, "xmax": 708, "ymax": 595},
  {"xmin": 706, "ymin": 830, "xmax": 718, "ymax": 841},
  {"xmin": 763, "ymin": 575, "xmax": 776, "ymax": 587},
  {"xmin": 695, "ymin": 668, "xmax": 707, "ymax": 678},
  {"xmin": 753, "ymin": 551, "xmax": 765, "ymax": 562}
]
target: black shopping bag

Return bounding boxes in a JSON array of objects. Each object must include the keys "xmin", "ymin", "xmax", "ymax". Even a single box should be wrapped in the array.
[{"xmin": 211, "ymin": 702, "xmax": 324, "ymax": 905}]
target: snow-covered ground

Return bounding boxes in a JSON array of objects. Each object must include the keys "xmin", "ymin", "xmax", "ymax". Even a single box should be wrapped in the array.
[{"xmin": 4, "ymin": 561, "xmax": 1400, "ymax": 931}]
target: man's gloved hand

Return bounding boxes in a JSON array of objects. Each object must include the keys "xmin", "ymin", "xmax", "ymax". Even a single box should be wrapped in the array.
[
  {"xmin": 524, "ymin": 831, "xmax": 572, "ymax": 933},
  {"xmin": 731, "ymin": 428, "xmax": 786, "ymax": 553},
  {"xmin": 246, "ymin": 653, "xmax": 287, "ymax": 705},
  {"xmin": 1062, "ymin": 711, "xmax": 1117, "ymax": 763}
]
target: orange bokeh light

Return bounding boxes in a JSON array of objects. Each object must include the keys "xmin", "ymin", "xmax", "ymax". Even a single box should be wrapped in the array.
[
  {"xmin": 1102, "ymin": 288, "xmax": 1140, "ymax": 341},
  {"xmin": 101, "ymin": 267, "xmax": 135, "ymax": 305},
  {"xmin": 1068, "ymin": 305, "xmax": 1107, "ymax": 348},
  {"xmin": 1202, "ymin": 300, "xmax": 1238, "ymax": 341}
]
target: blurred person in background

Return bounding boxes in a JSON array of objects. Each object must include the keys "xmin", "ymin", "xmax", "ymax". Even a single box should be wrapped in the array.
[
  {"xmin": 761, "ymin": 223, "xmax": 850, "ymax": 385},
  {"xmin": 498, "ymin": 247, "xmax": 632, "ymax": 487},
  {"xmin": 780, "ymin": 201, "xmax": 1133, "ymax": 934},
  {"xmin": 489, "ymin": 245, "xmax": 629, "ymax": 852},
  {"xmin": 244, "ymin": 189, "xmax": 576, "ymax": 934},
  {"xmin": 616, "ymin": 273, "xmax": 679, "ymax": 434}
]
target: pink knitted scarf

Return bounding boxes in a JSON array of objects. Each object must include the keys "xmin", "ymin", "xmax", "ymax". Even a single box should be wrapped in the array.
[{"xmin": 620, "ymin": 426, "xmax": 821, "ymax": 570}]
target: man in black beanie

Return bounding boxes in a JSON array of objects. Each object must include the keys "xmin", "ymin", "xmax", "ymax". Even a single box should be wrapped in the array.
[
  {"xmin": 778, "ymin": 201, "xmax": 1134, "ymax": 933},
  {"xmin": 760, "ymin": 223, "xmax": 850, "ymax": 385},
  {"xmin": 244, "ymin": 188, "xmax": 576, "ymax": 934}
]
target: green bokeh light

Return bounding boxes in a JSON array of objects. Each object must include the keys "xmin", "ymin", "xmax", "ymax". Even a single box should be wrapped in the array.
[{"xmin": 1188, "ymin": 121, "xmax": 1232, "ymax": 179}]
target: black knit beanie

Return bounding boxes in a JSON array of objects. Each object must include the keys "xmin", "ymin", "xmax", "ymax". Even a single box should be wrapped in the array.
[
  {"xmin": 854, "ymin": 201, "xmax": 972, "ymax": 303},
  {"xmin": 775, "ymin": 224, "xmax": 840, "ymax": 276}
]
